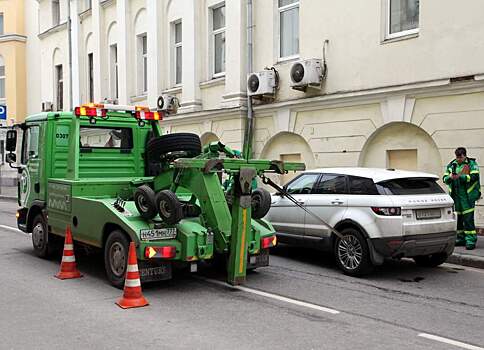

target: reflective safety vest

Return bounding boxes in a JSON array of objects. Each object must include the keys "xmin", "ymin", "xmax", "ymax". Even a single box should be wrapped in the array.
[{"xmin": 443, "ymin": 158, "xmax": 481, "ymax": 203}]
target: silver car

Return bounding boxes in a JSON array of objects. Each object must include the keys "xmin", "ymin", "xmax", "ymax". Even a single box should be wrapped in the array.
[{"xmin": 266, "ymin": 168, "xmax": 457, "ymax": 276}]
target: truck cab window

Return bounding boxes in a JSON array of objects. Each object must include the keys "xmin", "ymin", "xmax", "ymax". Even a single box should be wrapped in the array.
[
  {"xmin": 80, "ymin": 127, "xmax": 133, "ymax": 149},
  {"xmin": 21, "ymin": 126, "xmax": 40, "ymax": 163}
]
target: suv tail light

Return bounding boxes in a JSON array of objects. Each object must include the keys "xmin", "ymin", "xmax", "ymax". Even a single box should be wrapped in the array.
[{"xmin": 371, "ymin": 207, "xmax": 401, "ymax": 216}]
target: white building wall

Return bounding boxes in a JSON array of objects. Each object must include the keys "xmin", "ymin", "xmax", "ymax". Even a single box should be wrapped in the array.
[{"xmin": 26, "ymin": 0, "xmax": 484, "ymax": 227}]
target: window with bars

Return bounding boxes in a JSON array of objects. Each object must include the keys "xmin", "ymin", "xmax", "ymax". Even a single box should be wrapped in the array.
[
  {"xmin": 0, "ymin": 57, "xmax": 5, "ymax": 103},
  {"xmin": 88, "ymin": 53, "xmax": 94, "ymax": 102},
  {"xmin": 110, "ymin": 44, "xmax": 118, "ymax": 100},
  {"xmin": 278, "ymin": 0, "xmax": 299, "ymax": 59},
  {"xmin": 55, "ymin": 64, "xmax": 63, "ymax": 111},
  {"xmin": 387, "ymin": 0, "xmax": 420, "ymax": 38},
  {"xmin": 212, "ymin": 3, "xmax": 226, "ymax": 76},
  {"xmin": 137, "ymin": 34, "xmax": 148, "ymax": 94},
  {"xmin": 52, "ymin": 0, "xmax": 60, "ymax": 27},
  {"xmin": 173, "ymin": 21, "xmax": 182, "ymax": 85}
]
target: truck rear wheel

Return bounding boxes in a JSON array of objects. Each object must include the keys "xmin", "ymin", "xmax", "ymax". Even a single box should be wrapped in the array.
[
  {"xmin": 104, "ymin": 230, "xmax": 130, "ymax": 289},
  {"xmin": 156, "ymin": 190, "xmax": 183, "ymax": 225},
  {"xmin": 32, "ymin": 214, "xmax": 54, "ymax": 258},
  {"xmin": 134, "ymin": 185, "xmax": 158, "ymax": 220},
  {"xmin": 146, "ymin": 133, "xmax": 202, "ymax": 161}
]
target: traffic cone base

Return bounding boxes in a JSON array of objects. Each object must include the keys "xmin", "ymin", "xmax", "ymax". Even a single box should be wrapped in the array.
[
  {"xmin": 55, "ymin": 226, "xmax": 83, "ymax": 280},
  {"xmin": 116, "ymin": 242, "xmax": 149, "ymax": 309}
]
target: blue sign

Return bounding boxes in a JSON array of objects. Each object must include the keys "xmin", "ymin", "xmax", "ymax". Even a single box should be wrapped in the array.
[{"xmin": 0, "ymin": 105, "xmax": 6, "ymax": 120}]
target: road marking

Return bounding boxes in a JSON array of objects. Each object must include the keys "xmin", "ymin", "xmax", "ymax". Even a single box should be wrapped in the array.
[
  {"xmin": 418, "ymin": 333, "xmax": 484, "ymax": 350},
  {"xmin": 0, "ymin": 224, "xmax": 29, "ymax": 236},
  {"xmin": 201, "ymin": 277, "xmax": 340, "ymax": 315}
]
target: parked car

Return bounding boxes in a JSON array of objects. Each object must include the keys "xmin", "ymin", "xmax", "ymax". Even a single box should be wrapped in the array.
[{"xmin": 266, "ymin": 168, "xmax": 457, "ymax": 276}]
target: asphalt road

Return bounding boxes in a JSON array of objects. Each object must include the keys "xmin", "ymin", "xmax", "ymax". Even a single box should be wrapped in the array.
[{"xmin": 0, "ymin": 201, "xmax": 483, "ymax": 350}]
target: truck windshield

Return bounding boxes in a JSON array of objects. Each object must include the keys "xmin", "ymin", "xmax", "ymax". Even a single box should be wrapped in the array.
[
  {"xmin": 376, "ymin": 177, "xmax": 445, "ymax": 195},
  {"xmin": 80, "ymin": 127, "xmax": 133, "ymax": 149}
]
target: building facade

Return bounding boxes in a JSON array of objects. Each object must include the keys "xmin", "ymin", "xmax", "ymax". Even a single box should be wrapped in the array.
[
  {"xmin": 26, "ymin": 0, "xmax": 484, "ymax": 226},
  {"xmin": 0, "ymin": 0, "xmax": 28, "ymax": 125}
]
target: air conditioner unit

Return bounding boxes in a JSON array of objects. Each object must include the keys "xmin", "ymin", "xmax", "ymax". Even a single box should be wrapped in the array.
[
  {"xmin": 247, "ymin": 70, "xmax": 278, "ymax": 97},
  {"xmin": 290, "ymin": 59, "xmax": 325, "ymax": 91},
  {"xmin": 41, "ymin": 101, "xmax": 53, "ymax": 112},
  {"xmin": 157, "ymin": 95, "xmax": 179, "ymax": 114}
]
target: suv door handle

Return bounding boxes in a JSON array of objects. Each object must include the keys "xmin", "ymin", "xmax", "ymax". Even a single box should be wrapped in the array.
[
  {"xmin": 331, "ymin": 201, "xmax": 344, "ymax": 205},
  {"xmin": 297, "ymin": 201, "xmax": 305, "ymax": 205}
]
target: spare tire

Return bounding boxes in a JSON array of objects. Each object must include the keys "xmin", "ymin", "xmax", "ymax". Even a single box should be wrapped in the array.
[
  {"xmin": 155, "ymin": 190, "xmax": 184, "ymax": 225},
  {"xmin": 251, "ymin": 188, "xmax": 272, "ymax": 219},
  {"xmin": 134, "ymin": 185, "xmax": 157, "ymax": 220},
  {"xmin": 146, "ymin": 133, "xmax": 201, "ymax": 161}
]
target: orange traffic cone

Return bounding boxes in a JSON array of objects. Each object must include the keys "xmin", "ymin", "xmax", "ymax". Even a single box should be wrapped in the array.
[
  {"xmin": 116, "ymin": 242, "xmax": 149, "ymax": 309},
  {"xmin": 55, "ymin": 225, "xmax": 82, "ymax": 280}
]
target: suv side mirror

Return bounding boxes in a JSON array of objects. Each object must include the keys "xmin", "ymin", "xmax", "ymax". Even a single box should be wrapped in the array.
[
  {"xmin": 6, "ymin": 129, "xmax": 17, "ymax": 152},
  {"xmin": 5, "ymin": 152, "xmax": 16, "ymax": 164}
]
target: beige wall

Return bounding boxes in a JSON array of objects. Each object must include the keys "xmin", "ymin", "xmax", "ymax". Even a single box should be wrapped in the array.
[{"xmin": 0, "ymin": 0, "xmax": 27, "ymax": 122}]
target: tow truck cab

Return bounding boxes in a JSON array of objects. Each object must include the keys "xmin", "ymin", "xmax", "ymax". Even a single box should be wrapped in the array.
[{"xmin": 6, "ymin": 105, "xmax": 282, "ymax": 287}]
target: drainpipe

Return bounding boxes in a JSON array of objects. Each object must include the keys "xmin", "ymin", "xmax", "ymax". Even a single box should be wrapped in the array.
[
  {"xmin": 67, "ymin": 0, "xmax": 73, "ymax": 110},
  {"xmin": 242, "ymin": 0, "xmax": 254, "ymax": 160}
]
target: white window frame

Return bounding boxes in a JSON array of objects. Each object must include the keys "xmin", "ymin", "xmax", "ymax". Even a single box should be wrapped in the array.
[
  {"xmin": 137, "ymin": 33, "xmax": 148, "ymax": 95},
  {"xmin": 55, "ymin": 64, "xmax": 63, "ymax": 111},
  {"xmin": 172, "ymin": 20, "xmax": 182, "ymax": 87},
  {"xmin": 52, "ymin": 0, "xmax": 60, "ymax": 27},
  {"xmin": 87, "ymin": 52, "xmax": 94, "ymax": 102},
  {"xmin": 0, "ymin": 57, "xmax": 5, "ymax": 104},
  {"xmin": 385, "ymin": 0, "xmax": 420, "ymax": 40},
  {"xmin": 109, "ymin": 44, "xmax": 118, "ymax": 101},
  {"xmin": 0, "ymin": 13, "xmax": 4, "ymax": 36},
  {"xmin": 210, "ymin": 2, "xmax": 226, "ymax": 79},
  {"xmin": 277, "ymin": 0, "xmax": 300, "ymax": 62}
]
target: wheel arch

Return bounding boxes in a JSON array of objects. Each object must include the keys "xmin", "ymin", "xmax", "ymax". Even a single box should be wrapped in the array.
[
  {"xmin": 332, "ymin": 219, "xmax": 370, "ymax": 245},
  {"xmin": 102, "ymin": 223, "xmax": 131, "ymax": 248},
  {"xmin": 26, "ymin": 200, "xmax": 47, "ymax": 233}
]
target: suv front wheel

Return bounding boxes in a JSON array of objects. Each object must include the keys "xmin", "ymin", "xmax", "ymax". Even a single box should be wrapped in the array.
[{"xmin": 334, "ymin": 228, "xmax": 373, "ymax": 276}]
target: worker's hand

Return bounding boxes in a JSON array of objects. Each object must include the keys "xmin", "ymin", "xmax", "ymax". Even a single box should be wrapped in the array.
[{"xmin": 451, "ymin": 174, "xmax": 460, "ymax": 180}]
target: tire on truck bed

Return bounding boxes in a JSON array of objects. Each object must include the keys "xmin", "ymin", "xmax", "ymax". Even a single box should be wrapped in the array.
[{"xmin": 146, "ymin": 133, "xmax": 202, "ymax": 161}]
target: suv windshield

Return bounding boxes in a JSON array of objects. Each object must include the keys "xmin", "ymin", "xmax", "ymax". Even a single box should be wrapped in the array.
[{"xmin": 376, "ymin": 177, "xmax": 445, "ymax": 195}]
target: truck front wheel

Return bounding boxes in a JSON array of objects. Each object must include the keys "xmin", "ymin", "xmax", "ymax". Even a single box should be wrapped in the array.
[
  {"xmin": 104, "ymin": 230, "xmax": 130, "ymax": 289},
  {"xmin": 32, "ymin": 214, "xmax": 53, "ymax": 258}
]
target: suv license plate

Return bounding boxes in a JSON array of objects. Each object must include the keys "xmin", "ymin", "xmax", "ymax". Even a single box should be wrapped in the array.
[
  {"xmin": 416, "ymin": 209, "xmax": 441, "ymax": 220},
  {"xmin": 140, "ymin": 228, "xmax": 177, "ymax": 240}
]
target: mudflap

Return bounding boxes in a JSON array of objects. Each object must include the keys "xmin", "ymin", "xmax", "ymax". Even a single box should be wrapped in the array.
[
  {"xmin": 247, "ymin": 248, "xmax": 270, "ymax": 269},
  {"xmin": 138, "ymin": 260, "xmax": 172, "ymax": 283}
]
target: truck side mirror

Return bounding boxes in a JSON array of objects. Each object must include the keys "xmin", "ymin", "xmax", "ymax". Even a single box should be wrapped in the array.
[
  {"xmin": 5, "ymin": 152, "xmax": 16, "ymax": 164},
  {"xmin": 6, "ymin": 129, "xmax": 17, "ymax": 152}
]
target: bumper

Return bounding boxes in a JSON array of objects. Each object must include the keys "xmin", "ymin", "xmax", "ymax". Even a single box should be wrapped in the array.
[{"xmin": 371, "ymin": 231, "xmax": 456, "ymax": 258}]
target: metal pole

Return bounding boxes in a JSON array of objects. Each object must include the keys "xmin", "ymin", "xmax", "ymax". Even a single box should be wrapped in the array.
[
  {"xmin": 242, "ymin": 0, "xmax": 254, "ymax": 160},
  {"xmin": 67, "ymin": 0, "xmax": 73, "ymax": 111}
]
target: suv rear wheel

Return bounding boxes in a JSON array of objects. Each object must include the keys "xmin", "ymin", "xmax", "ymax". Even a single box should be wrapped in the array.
[
  {"xmin": 334, "ymin": 228, "xmax": 373, "ymax": 276},
  {"xmin": 413, "ymin": 253, "xmax": 448, "ymax": 267}
]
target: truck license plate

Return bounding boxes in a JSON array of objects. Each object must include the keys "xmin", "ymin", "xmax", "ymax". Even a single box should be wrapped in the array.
[
  {"xmin": 140, "ymin": 228, "xmax": 177, "ymax": 240},
  {"xmin": 416, "ymin": 209, "xmax": 441, "ymax": 220}
]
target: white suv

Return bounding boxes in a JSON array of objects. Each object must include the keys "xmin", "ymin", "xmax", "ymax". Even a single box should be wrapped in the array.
[{"xmin": 266, "ymin": 168, "xmax": 457, "ymax": 276}]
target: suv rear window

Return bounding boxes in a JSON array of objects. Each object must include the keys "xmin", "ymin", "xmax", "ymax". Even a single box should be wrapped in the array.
[{"xmin": 376, "ymin": 178, "xmax": 445, "ymax": 195}]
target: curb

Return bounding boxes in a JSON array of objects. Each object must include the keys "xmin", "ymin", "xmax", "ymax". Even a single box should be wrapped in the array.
[
  {"xmin": 447, "ymin": 253, "xmax": 484, "ymax": 270},
  {"xmin": 0, "ymin": 195, "xmax": 17, "ymax": 202}
]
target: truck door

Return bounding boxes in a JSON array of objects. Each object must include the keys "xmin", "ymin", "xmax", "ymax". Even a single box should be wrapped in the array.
[{"xmin": 19, "ymin": 125, "xmax": 41, "ymax": 207}]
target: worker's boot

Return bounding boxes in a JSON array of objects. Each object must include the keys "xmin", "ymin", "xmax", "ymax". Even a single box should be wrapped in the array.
[
  {"xmin": 465, "ymin": 232, "xmax": 477, "ymax": 250},
  {"xmin": 455, "ymin": 231, "xmax": 466, "ymax": 246}
]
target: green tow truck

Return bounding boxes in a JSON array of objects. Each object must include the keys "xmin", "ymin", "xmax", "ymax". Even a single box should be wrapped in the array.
[{"xmin": 6, "ymin": 103, "xmax": 304, "ymax": 287}]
